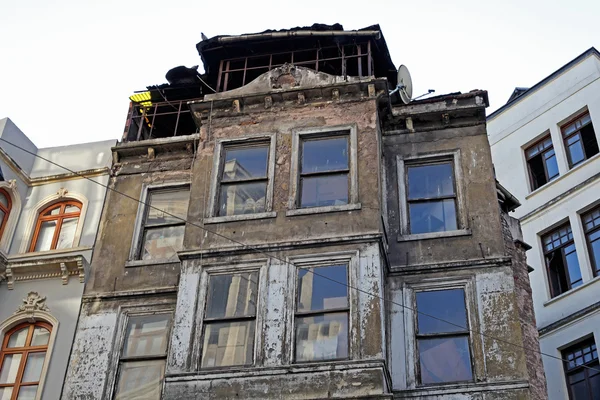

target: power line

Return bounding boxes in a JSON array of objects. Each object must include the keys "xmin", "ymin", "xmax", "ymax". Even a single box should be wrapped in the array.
[{"xmin": 0, "ymin": 136, "xmax": 597, "ymax": 375}]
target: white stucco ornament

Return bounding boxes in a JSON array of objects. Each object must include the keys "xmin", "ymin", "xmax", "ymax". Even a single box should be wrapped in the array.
[
  {"xmin": 14, "ymin": 291, "xmax": 50, "ymax": 315},
  {"xmin": 57, "ymin": 187, "xmax": 69, "ymax": 198}
]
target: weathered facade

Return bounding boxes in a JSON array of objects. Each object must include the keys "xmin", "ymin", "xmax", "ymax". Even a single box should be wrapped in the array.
[
  {"xmin": 0, "ymin": 118, "xmax": 114, "ymax": 400},
  {"xmin": 62, "ymin": 24, "xmax": 546, "ymax": 399}
]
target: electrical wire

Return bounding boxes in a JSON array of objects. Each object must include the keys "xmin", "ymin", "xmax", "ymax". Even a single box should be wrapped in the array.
[{"xmin": 0, "ymin": 136, "xmax": 597, "ymax": 375}]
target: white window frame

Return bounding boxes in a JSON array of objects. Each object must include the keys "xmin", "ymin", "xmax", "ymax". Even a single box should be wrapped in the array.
[
  {"xmin": 396, "ymin": 150, "xmax": 470, "ymax": 241},
  {"xmin": 286, "ymin": 125, "xmax": 360, "ymax": 216},
  {"xmin": 285, "ymin": 251, "xmax": 359, "ymax": 364},
  {"xmin": 205, "ymin": 134, "xmax": 277, "ymax": 224},
  {"xmin": 126, "ymin": 181, "xmax": 190, "ymax": 267}
]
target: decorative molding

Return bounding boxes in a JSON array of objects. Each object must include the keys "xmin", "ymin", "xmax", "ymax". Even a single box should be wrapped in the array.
[
  {"xmin": 0, "ymin": 180, "xmax": 22, "ymax": 253},
  {"xmin": 57, "ymin": 187, "xmax": 69, "ymax": 198},
  {"xmin": 15, "ymin": 291, "xmax": 50, "ymax": 314},
  {"xmin": 1, "ymin": 254, "xmax": 85, "ymax": 289}
]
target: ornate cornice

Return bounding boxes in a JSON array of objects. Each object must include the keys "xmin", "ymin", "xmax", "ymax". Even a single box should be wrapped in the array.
[{"xmin": 2, "ymin": 254, "xmax": 85, "ymax": 290}]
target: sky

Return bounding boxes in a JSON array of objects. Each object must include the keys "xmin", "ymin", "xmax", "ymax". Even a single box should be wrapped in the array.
[{"xmin": 0, "ymin": 0, "xmax": 598, "ymax": 148}]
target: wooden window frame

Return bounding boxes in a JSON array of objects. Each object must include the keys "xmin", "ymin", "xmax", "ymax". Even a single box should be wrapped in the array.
[
  {"xmin": 525, "ymin": 134, "xmax": 559, "ymax": 190},
  {"xmin": 0, "ymin": 322, "xmax": 52, "ymax": 400},
  {"xmin": 542, "ymin": 223, "xmax": 581, "ymax": 297},
  {"xmin": 0, "ymin": 188, "xmax": 12, "ymax": 242},
  {"xmin": 562, "ymin": 337, "xmax": 599, "ymax": 400},
  {"xmin": 582, "ymin": 205, "xmax": 600, "ymax": 277},
  {"xmin": 29, "ymin": 200, "xmax": 82, "ymax": 252},
  {"xmin": 561, "ymin": 111, "xmax": 597, "ymax": 168}
]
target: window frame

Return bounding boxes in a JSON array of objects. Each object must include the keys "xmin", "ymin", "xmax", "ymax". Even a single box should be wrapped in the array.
[
  {"xmin": 29, "ymin": 200, "xmax": 82, "ymax": 252},
  {"xmin": 0, "ymin": 188, "xmax": 12, "ymax": 242},
  {"xmin": 287, "ymin": 125, "xmax": 360, "ymax": 216},
  {"xmin": 561, "ymin": 111, "xmax": 598, "ymax": 168},
  {"xmin": 561, "ymin": 336, "xmax": 599, "ymax": 400},
  {"xmin": 396, "ymin": 151, "xmax": 469, "ymax": 241},
  {"xmin": 541, "ymin": 223, "xmax": 582, "ymax": 297},
  {"xmin": 524, "ymin": 133, "xmax": 559, "ymax": 190},
  {"xmin": 582, "ymin": 205, "xmax": 600, "ymax": 277},
  {"xmin": 206, "ymin": 134, "xmax": 277, "ymax": 223}
]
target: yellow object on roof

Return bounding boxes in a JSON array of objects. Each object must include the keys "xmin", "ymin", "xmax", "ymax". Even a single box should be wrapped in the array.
[{"xmin": 129, "ymin": 91, "xmax": 152, "ymax": 107}]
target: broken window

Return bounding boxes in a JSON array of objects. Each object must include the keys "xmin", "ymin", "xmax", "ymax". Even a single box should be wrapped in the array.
[
  {"xmin": 299, "ymin": 135, "xmax": 349, "ymax": 208},
  {"xmin": 562, "ymin": 337, "xmax": 599, "ymax": 400},
  {"xmin": 125, "ymin": 100, "xmax": 199, "ymax": 141},
  {"xmin": 114, "ymin": 314, "xmax": 172, "ymax": 400},
  {"xmin": 542, "ymin": 224, "xmax": 582, "ymax": 297},
  {"xmin": 139, "ymin": 187, "xmax": 189, "ymax": 261},
  {"xmin": 525, "ymin": 134, "xmax": 559, "ymax": 190},
  {"xmin": 406, "ymin": 162, "xmax": 458, "ymax": 234},
  {"xmin": 415, "ymin": 289, "xmax": 473, "ymax": 385},
  {"xmin": 30, "ymin": 201, "xmax": 81, "ymax": 252},
  {"xmin": 582, "ymin": 206, "xmax": 600, "ymax": 276},
  {"xmin": 217, "ymin": 144, "xmax": 269, "ymax": 217},
  {"xmin": 201, "ymin": 272, "xmax": 259, "ymax": 368},
  {"xmin": 561, "ymin": 112, "xmax": 599, "ymax": 168},
  {"xmin": 295, "ymin": 265, "xmax": 349, "ymax": 362}
]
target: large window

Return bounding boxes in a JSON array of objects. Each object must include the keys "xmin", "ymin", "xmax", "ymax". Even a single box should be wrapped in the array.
[
  {"xmin": 217, "ymin": 144, "xmax": 269, "ymax": 217},
  {"xmin": 0, "ymin": 322, "xmax": 51, "ymax": 400},
  {"xmin": 0, "ymin": 189, "xmax": 11, "ymax": 242},
  {"xmin": 299, "ymin": 135, "xmax": 349, "ymax": 208},
  {"xmin": 295, "ymin": 265, "xmax": 349, "ymax": 362},
  {"xmin": 138, "ymin": 187, "xmax": 189, "ymax": 260},
  {"xmin": 201, "ymin": 272, "xmax": 259, "ymax": 368},
  {"xmin": 415, "ymin": 289, "xmax": 473, "ymax": 385},
  {"xmin": 406, "ymin": 161, "xmax": 458, "ymax": 234},
  {"xmin": 583, "ymin": 206, "xmax": 600, "ymax": 276},
  {"xmin": 562, "ymin": 338, "xmax": 599, "ymax": 399},
  {"xmin": 30, "ymin": 201, "xmax": 81, "ymax": 252},
  {"xmin": 525, "ymin": 134, "xmax": 559, "ymax": 190},
  {"xmin": 561, "ymin": 112, "xmax": 599, "ymax": 168},
  {"xmin": 113, "ymin": 314, "xmax": 172, "ymax": 400},
  {"xmin": 542, "ymin": 224, "xmax": 582, "ymax": 297}
]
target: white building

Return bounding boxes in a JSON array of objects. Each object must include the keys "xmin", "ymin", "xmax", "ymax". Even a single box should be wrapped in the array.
[{"xmin": 488, "ymin": 48, "xmax": 600, "ymax": 400}]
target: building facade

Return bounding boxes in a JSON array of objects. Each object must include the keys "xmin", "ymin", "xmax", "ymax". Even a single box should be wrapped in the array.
[
  {"xmin": 0, "ymin": 118, "xmax": 114, "ymax": 400},
  {"xmin": 488, "ymin": 48, "xmax": 600, "ymax": 400},
  {"xmin": 62, "ymin": 24, "xmax": 546, "ymax": 399}
]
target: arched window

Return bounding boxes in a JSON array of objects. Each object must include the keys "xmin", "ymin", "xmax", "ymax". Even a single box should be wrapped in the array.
[
  {"xmin": 30, "ymin": 200, "xmax": 82, "ymax": 252},
  {"xmin": 0, "ymin": 189, "xmax": 12, "ymax": 241},
  {"xmin": 0, "ymin": 322, "xmax": 51, "ymax": 399}
]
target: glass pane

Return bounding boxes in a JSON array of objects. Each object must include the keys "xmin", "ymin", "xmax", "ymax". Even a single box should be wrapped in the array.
[
  {"xmin": 64, "ymin": 204, "xmax": 80, "ymax": 214},
  {"xmin": 568, "ymin": 139, "xmax": 585, "ymax": 166},
  {"xmin": 300, "ymin": 174, "xmax": 348, "ymax": 208},
  {"xmin": 409, "ymin": 199, "xmax": 457, "ymax": 234},
  {"xmin": 419, "ymin": 336, "xmax": 473, "ymax": 384},
  {"xmin": 0, "ymin": 354, "xmax": 22, "ymax": 384},
  {"xmin": 218, "ymin": 182, "xmax": 267, "ymax": 216},
  {"xmin": 297, "ymin": 265, "xmax": 348, "ymax": 312},
  {"xmin": 43, "ymin": 206, "xmax": 61, "ymax": 216},
  {"xmin": 0, "ymin": 193, "xmax": 8, "ymax": 209},
  {"xmin": 17, "ymin": 386, "xmax": 38, "ymax": 400},
  {"xmin": 544, "ymin": 151, "xmax": 559, "ymax": 180},
  {"xmin": 0, "ymin": 210, "xmax": 5, "ymax": 228},
  {"xmin": 0, "ymin": 388, "xmax": 13, "ymax": 400},
  {"xmin": 114, "ymin": 360, "xmax": 165, "ymax": 400},
  {"xmin": 590, "ymin": 237, "xmax": 600, "ymax": 274},
  {"xmin": 22, "ymin": 352, "xmax": 46, "ymax": 383},
  {"xmin": 590, "ymin": 372, "xmax": 600, "ymax": 400},
  {"xmin": 141, "ymin": 225, "xmax": 184, "ymax": 260},
  {"xmin": 222, "ymin": 146, "xmax": 269, "ymax": 181},
  {"xmin": 407, "ymin": 163, "xmax": 455, "ymax": 200},
  {"xmin": 201, "ymin": 320, "xmax": 255, "ymax": 368},
  {"xmin": 205, "ymin": 272, "xmax": 259, "ymax": 319},
  {"xmin": 34, "ymin": 220, "xmax": 57, "ymax": 251},
  {"xmin": 416, "ymin": 289, "xmax": 468, "ymax": 334},
  {"xmin": 564, "ymin": 247, "xmax": 582, "ymax": 287},
  {"xmin": 56, "ymin": 217, "xmax": 78, "ymax": 250},
  {"xmin": 31, "ymin": 327, "xmax": 50, "ymax": 347},
  {"xmin": 146, "ymin": 189, "xmax": 189, "ymax": 225},
  {"xmin": 295, "ymin": 312, "xmax": 348, "ymax": 362},
  {"xmin": 570, "ymin": 380, "xmax": 590, "ymax": 399},
  {"xmin": 123, "ymin": 314, "xmax": 171, "ymax": 357},
  {"xmin": 8, "ymin": 327, "xmax": 29, "ymax": 348},
  {"xmin": 302, "ymin": 137, "xmax": 348, "ymax": 173}
]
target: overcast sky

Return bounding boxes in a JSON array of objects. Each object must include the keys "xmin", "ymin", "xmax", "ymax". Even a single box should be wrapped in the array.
[{"xmin": 0, "ymin": 0, "xmax": 598, "ymax": 148}]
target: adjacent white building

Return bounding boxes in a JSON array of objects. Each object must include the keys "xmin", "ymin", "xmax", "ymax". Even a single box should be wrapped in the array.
[{"xmin": 488, "ymin": 48, "xmax": 600, "ymax": 400}]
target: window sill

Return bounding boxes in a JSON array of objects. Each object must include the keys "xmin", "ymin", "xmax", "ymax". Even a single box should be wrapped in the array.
[
  {"xmin": 203, "ymin": 211, "xmax": 277, "ymax": 224},
  {"xmin": 543, "ymin": 274, "xmax": 600, "ymax": 307},
  {"xmin": 125, "ymin": 257, "xmax": 180, "ymax": 268},
  {"xmin": 286, "ymin": 203, "xmax": 361, "ymax": 217},
  {"xmin": 397, "ymin": 229, "xmax": 471, "ymax": 242}
]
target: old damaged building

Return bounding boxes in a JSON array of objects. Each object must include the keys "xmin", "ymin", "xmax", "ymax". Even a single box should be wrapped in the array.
[{"xmin": 62, "ymin": 24, "xmax": 546, "ymax": 399}]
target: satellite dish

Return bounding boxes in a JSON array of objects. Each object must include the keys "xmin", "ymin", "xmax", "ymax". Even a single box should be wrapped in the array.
[{"xmin": 397, "ymin": 65, "xmax": 413, "ymax": 104}]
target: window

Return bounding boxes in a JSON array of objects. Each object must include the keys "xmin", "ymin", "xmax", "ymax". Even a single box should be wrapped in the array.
[
  {"xmin": 0, "ymin": 322, "xmax": 51, "ymax": 400},
  {"xmin": 201, "ymin": 272, "xmax": 259, "ymax": 368},
  {"xmin": 30, "ymin": 201, "xmax": 81, "ymax": 252},
  {"xmin": 525, "ymin": 135, "xmax": 559, "ymax": 190},
  {"xmin": 295, "ymin": 265, "xmax": 349, "ymax": 362},
  {"xmin": 561, "ymin": 112, "xmax": 599, "ymax": 168},
  {"xmin": 582, "ymin": 206, "xmax": 600, "ymax": 276},
  {"xmin": 415, "ymin": 289, "xmax": 473, "ymax": 385},
  {"xmin": 406, "ymin": 161, "xmax": 458, "ymax": 234},
  {"xmin": 138, "ymin": 187, "xmax": 189, "ymax": 260},
  {"xmin": 0, "ymin": 189, "xmax": 11, "ymax": 241},
  {"xmin": 299, "ymin": 135, "xmax": 349, "ymax": 208},
  {"xmin": 113, "ymin": 314, "xmax": 172, "ymax": 400},
  {"xmin": 216, "ymin": 144, "xmax": 269, "ymax": 217},
  {"xmin": 562, "ymin": 338, "xmax": 599, "ymax": 399},
  {"xmin": 542, "ymin": 224, "xmax": 582, "ymax": 297}
]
